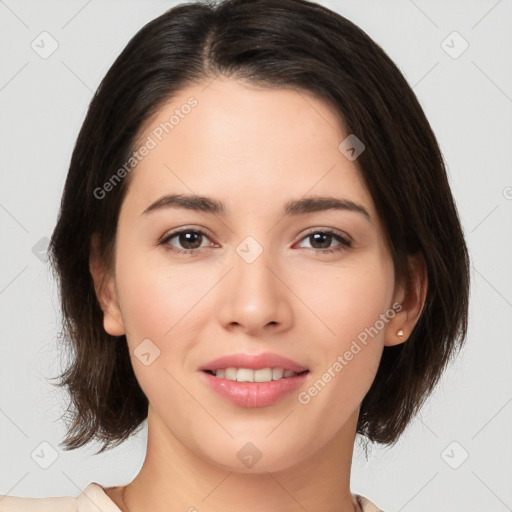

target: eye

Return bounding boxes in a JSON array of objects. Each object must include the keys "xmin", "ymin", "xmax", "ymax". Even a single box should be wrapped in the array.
[
  {"xmin": 295, "ymin": 228, "xmax": 352, "ymax": 254},
  {"xmin": 159, "ymin": 227, "xmax": 352, "ymax": 256},
  {"xmin": 160, "ymin": 228, "xmax": 215, "ymax": 255}
]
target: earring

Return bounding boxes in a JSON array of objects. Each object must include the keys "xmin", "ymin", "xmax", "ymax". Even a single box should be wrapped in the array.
[{"xmin": 397, "ymin": 329, "xmax": 404, "ymax": 338}]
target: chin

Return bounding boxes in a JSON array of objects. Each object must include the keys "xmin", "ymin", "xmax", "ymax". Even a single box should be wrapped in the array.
[
  {"xmin": 192, "ymin": 432, "xmax": 319, "ymax": 475},
  {"xmin": 207, "ymin": 450, "xmax": 305, "ymax": 474}
]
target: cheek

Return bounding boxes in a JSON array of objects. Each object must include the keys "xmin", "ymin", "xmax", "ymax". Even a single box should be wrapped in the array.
[
  {"xmin": 303, "ymin": 257, "xmax": 394, "ymax": 347},
  {"xmin": 115, "ymin": 237, "xmax": 210, "ymax": 342},
  {"xmin": 113, "ymin": 240, "xmax": 219, "ymax": 391},
  {"xmin": 296, "ymin": 258, "xmax": 394, "ymax": 408}
]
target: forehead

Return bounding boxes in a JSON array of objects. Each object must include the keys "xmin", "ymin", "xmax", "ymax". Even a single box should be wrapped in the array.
[{"xmin": 123, "ymin": 77, "xmax": 376, "ymax": 221}]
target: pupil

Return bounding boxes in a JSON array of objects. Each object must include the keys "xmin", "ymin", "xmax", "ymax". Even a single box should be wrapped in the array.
[
  {"xmin": 181, "ymin": 232, "xmax": 201, "ymax": 249},
  {"xmin": 312, "ymin": 233, "xmax": 330, "ymax": 249}
]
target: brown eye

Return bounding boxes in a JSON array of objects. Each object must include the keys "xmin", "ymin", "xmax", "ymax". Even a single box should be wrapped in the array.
[
  {"xmin": 160, "ymin": 229, "xmax": 214, "ymax": 254},
  {"xmin": 296, "ymin": 229, "xmax": 352, "ymax": 254}
]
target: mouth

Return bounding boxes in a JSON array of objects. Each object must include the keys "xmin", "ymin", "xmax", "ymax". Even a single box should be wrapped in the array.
[
  {"xmin": 200, "ymin": 367, "xmax": 310, "ymax": 408},
  {"xmin": 199, "ymin": 352, "xmax": 309, "ymax": 407},
  {"xmin": 200, "ymin": 351, "xmax": 308, "ymax": 376},
  {"xmin": 202, "ymin": 367, "xmax": 309, "ymax": 383}
]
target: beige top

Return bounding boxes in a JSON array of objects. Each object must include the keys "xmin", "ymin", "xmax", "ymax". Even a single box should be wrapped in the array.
[{"xmin": 0, "ymin": 482, "xmax": 385, "ymax": 511}]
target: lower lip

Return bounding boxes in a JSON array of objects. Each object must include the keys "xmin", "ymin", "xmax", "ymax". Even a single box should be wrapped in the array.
[{"xmin": 200, "ymin": 371, "xmax": 309, "ymax": 408}]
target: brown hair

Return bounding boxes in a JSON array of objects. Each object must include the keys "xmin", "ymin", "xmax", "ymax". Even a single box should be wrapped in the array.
[{"xmin": 48, "ymin": 0, "xmax": 470, "ymax": 454}]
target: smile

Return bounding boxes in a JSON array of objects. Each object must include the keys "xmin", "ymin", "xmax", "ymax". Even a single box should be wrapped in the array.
[
  {"xmin": 201, "ymin": 369, "xmax": 309, "ymax": 408},
  {"xmin": 204, "ymin": 367, "xmax": 307, "ymax": 382}
]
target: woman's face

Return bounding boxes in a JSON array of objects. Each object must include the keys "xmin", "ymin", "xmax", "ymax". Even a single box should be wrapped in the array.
[{"xmin": 99, "ymin": 77, "xmax": 404, "ymax": 473}]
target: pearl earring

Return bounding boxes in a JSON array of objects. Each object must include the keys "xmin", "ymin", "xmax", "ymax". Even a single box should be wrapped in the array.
[{"xmin": 397, "ymin": 329, "xmax": 404, "ymax": 337}]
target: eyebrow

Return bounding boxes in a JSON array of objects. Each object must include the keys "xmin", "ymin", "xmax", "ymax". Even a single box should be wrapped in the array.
[{"xmin": 141, "ymin": 193, "xmax": 371, "ymax": 222}]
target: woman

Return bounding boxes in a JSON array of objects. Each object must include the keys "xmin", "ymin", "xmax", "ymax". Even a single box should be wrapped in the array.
[{"xmin": 0, "ymin": 0, "xmax": 470, "ymax": 510}]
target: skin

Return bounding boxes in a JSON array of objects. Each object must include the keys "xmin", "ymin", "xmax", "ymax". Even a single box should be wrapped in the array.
[{"xmin": 90, "ymin": 77, "xmax": 427, "ymax": 512}]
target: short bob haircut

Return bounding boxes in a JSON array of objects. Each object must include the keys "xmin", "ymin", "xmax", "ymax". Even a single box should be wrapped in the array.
[{"xmin": 49, "ymin": 0, "xmax": 470, "ymax": 454}]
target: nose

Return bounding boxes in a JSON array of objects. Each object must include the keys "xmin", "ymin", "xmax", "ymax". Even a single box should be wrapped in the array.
[{"xmin": 216, "ymin": 247, "xmax": 293, "ymax": 335}]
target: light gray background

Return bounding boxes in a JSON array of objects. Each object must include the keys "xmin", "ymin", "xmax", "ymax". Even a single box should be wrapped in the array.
[{"xmin": 1, "ymin": 1, "xmax": 511, "ymax": 511}]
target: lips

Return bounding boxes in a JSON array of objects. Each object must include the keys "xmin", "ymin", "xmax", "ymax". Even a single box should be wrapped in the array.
[
  {"xmin": 201, "ymin": 370, "xmax": 309, "ymax": 407},
  {"xmin": 199, "ymin": 352, "xmax": 308, "ymax": 373},
  {"xmin": 198, "ymin": 352, "xmax": 310, "ymax": 407}
]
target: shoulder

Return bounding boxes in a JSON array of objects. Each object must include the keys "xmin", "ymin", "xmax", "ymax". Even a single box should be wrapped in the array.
[
  {"xmin": 0, "ymin": 482, "xmax": 121, "ymax": 512},
  {"xmin": 0, "ymin": 494, "xmax": 76, "ymax": 511},
  {"xmin": 353, "ymin": 493, "xmax": 387, "ymax": 512}
]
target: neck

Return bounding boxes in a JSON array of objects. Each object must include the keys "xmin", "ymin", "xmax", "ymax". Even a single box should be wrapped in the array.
[{"xmin": 118, "ymin": 406, "xmax": 359, "ymax": 512}]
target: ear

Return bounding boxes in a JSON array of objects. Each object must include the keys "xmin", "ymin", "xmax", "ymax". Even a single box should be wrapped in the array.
[
  {"xmin": 89, "ymin": 233, "xmax": 126, "ymax": 336},
  {"xmin": 385, "ymin": 252, "xmax": 428, "ymax": 347}
]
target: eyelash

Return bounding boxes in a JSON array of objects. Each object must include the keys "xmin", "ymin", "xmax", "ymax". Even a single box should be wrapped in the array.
[{"xmin": 159, "ymin": 227, "xmax": 352, "ymax": 256}]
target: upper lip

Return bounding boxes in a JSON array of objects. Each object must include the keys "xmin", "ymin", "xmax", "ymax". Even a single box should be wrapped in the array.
[{"xmin": 199, "ymin": 352, "xmax": 308, "ymax": 373}]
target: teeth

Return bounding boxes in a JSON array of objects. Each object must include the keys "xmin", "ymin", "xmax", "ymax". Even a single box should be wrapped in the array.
[
  {"xmin": 212, "ymin": 367, "xmax": 302, "ymax": 382},
  {"xmin": 255, "ymin": 368, "xmax": 275, "ymax": 382},
  {"xmin": 272, "ymin": 368, "xmax": 284, "ymax": 380},
  {"xmin": 237, "ymin": 368, "xmax": 257, "ymax": 382},
  {"xmin": 225, "ymin": 368, "xmax": 238, "ymax": 380}
]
